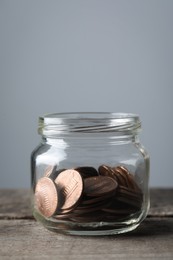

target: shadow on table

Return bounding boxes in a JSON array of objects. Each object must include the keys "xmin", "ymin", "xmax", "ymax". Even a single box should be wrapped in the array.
[
  {"xmin": 126, "ymin": 218, "xmax": 173, "ymax": 237},
  {"xmin": 75, "ymin": 218, "xmax": 173, "ymax": 240}
]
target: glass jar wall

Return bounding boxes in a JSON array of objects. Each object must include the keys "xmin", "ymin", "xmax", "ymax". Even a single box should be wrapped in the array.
[{"xmin": 31, "ymin": 113, "xmax": 150, "ymax": 235}]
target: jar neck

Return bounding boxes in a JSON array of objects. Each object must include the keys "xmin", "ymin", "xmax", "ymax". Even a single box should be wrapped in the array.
[
  {"xmin": 38, "ymin": 112, "xmax": 141, "ymax": 147},
  {"xmin": 42, "ymin": 132, "xmax": 140, "ymax": 148},
  {"xmin": 38, "ymin": 113, "xmax": 141, "ymax": 139}
]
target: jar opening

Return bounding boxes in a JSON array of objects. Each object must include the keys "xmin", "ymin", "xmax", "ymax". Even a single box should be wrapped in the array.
[{"xmin": 38, "ymin": 112, "xmax": 141, "ymax": 137}]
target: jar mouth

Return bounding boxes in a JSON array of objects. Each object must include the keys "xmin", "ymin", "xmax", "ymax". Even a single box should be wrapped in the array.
[{"xmin": 38, "ymin": 112, "xmax": 141, "ymax": 136}]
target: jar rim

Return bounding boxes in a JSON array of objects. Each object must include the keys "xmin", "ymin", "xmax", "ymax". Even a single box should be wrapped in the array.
[
  {"xmin": 38, "ymin": 112, "xmax": 141, "ymax": 136},
  {"xmin": 41, "ymin": 112, "xmax": 138, "ymax": 120}
]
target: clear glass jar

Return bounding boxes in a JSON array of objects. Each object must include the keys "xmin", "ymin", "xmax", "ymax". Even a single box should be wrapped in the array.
[{"xmin": 31, "ymin": 112, "xmax": 150, "ymax": 235}]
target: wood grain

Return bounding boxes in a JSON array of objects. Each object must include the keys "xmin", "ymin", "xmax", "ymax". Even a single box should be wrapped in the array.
[
  {"xmin": 0, "ymin": 218, "xmax": 172, "ymax": 260},
  {"xmin": 0, "ymin": 189, "xmax": 173, "ymax": 260}
]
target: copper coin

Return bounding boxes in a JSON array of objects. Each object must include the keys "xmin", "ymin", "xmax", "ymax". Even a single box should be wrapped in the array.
[
  {"xmin": 116, "ymin": 166, "xmax": 138, "ymax": 189},
  {"xmin": 75, "ymin": 166, "xmax": 98, "ymax": 178},
  {"xmin": 81, "ymin": 193, "xmax": 115, "ymax": 205},
  {"xmin": 44, "ymin": 165, "xmax": 61, "ymax": 180},
  {"xmin": 69, "ymin": 211, "xmax": 106, "ymax": 222},
  {"xmin": 98, "ymin": 165, "xmax": 111, "ymax": 176},
  {"xmin": 53, "ymin": 214, "xmax": 71, "ymax": 220},
  {"xmin": 44, "ymin": 166, "xmax": 66, "ymax": 180},
  {"xmin": 102, "ymin": 214, "xmax": 131, "ymax": 221},
  {"xmin": 75, "ymin": 198, "xmax": 111, "ymax": 212},
  {"xmin": 84, "ymin": 176, "xmax": 118, "ymax": 197},
  {"xmin": 115, "ymin": 196, "xmax": 142, "ymax": 208},
  {"xmin": 102, "ymin": 200, "xmax": 138, "ymax": 214},
  {"xmin": 127, "ymin": 174, "xmax": 142, "ymax": 192},
  {"xmin": 44, "ymin": 165, "xmax": 56, "ymax": 177},
  {"xmin": 35, "ymin": 177, "xmax": 58, "ymax": 217},
  {"xmin": 55, "ymin": 169, "xmax": 83, "ymax": 211},
  {"xmin": 116, "ymin": 186, "xmax": 142, "ymax": 208},
  {"xmin": 118, "ymin": 165, "xmax": 129, "ymax": 174},
  {"xmin": 117, "ymin": 166, "xmax": 142, "ymax": 192},
  {"xmin": 118, "ymin": 185, "xmax": 143, "ymax": 199},
  {"xmin": 102, "ymin": 207, "xmax": 136, "ymax": 215},
  {"xmin": 112, "ymin": 167, "xmax": 129, "ymax": 187},
  {"xmin": 98, "ymin": 165, "xmax": 118, "ymax": 181}
]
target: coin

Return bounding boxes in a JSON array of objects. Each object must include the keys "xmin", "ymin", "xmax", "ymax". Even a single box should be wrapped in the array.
[
  {"xmin": 116, "ymin": 187, "xmax": 142, "ymax": 208},
  {"xmin": 40, "ymin": 164, "xmax": 143, "ymax": 223},
  {"xmin": 127, "ymin": 173, "xmax": 142, "ymax": 192},
  {"xmin": 98, "ymin": 165, "xmax": 111, "ymax": 176},
  {"xmin": 35, "ymin": 177, "xmax": 58, "ymax": 217},
  {"xmin": 84, "ymin": 176, "xmax": 118, "ymax": 197},
  {"xmin": 118, "ymin": 166, "xmax": 129, "ymax": 175},
  {"xmin": 112, "ymin": 166, "xmax": 129, "ymax": 187},
  {"xmin": 116, "ymin": 166, "xmax": 140, "ymax": 190},
  {"xmin": 44, "ymin": 165, "xmax": 59, "ymax": 180},
  {"xmin": 115, "ymin": 195, "xmax": 142, "ymax": 208},
  {"xmin": 69, "ymin": 211, "xmax": 106, "ymax": 222},
  {"xmin": 74, "ymin": 198, "xmax": 111, "ymax": 212},
  {"xmin": 81, "ymin": 193, "xmax": 115, "ymax": 205},
  {"xmin": 102, "ymin": 201, "xmax": 138, "ymax": 215},
  {"xmin": 118, "ymin": 166, "xmax": 142, "ymax": 192},
  {"xmin": 54, "ymin": 214, "xmax": 71, "ymax": 220},
  {"xmin": 55, "ymin": 169, "xmax": 83, "ymax": 211},
  {"xmin": 75, "ymin": 166, "xmax": 98, "ymax": 178},
  {"xmin": 44, "ymin": 165, "xmax": 56, "ymax": 178},
  {"xmin": 102, "ymin": 214, "xmax": 130, "ymax": 221},
  {"xmin": 98, "ymin": 165, "xmax": 118, "ymax": 181},
  {"xmin": 44, "ymin": 166, "xmax": 66, "ymax": 180},
  {"xmin": 118, "ymin": 185, "xmax": 143, "ymax": 201}
]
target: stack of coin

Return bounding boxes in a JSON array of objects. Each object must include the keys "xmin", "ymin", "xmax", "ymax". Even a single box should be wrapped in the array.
[
  {"xmin": 98, "ymin": 165, "xmax": 143, "ymax": 208},
  {"xmin": 34, "ymin": 165, "xmax": 143, "ymax": 222}
]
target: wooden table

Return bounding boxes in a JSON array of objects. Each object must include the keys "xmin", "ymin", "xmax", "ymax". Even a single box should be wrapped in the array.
[{"xmin": 0, "ymin": 189, "xmax": 173, "ymax": 260}]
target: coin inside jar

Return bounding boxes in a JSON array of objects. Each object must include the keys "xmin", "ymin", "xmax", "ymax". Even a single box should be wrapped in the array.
[
  {"xmin": 54, "ymin": 169, "xmax": 83, "ymax": 211},
  {"xmin": 35, "ymin": 164, "xmax": 143, "ymax": 223},
  {"xmin": 35, "ymin": 177, "xmax": 58, "ymax": 217},
  {"xmin": 75, "ymin": 166, "xmax": 99, "ymax": 178},
  {"xmin": 84, "ymin": 176, "xmax": 118, "ymax": 197}
]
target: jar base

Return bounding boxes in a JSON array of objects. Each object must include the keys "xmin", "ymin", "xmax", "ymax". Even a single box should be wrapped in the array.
[
  {"xmin": 33, "ymin": 210, "xmax": 142, "ymax": 236},
  {"xmin": 47, "ymin": 223, "xmax": 140, "ymax": 236}
]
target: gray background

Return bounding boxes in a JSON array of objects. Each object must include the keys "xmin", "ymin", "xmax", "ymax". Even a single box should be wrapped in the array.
[{"xmin": 0, "ymin": 0, "xmax": 173, "ymax": 188}]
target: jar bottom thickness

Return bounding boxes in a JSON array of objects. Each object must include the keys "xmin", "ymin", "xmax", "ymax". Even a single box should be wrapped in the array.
[{"xmin": 33, "ymin": 209, "xmax": 145, "ymax": 236}]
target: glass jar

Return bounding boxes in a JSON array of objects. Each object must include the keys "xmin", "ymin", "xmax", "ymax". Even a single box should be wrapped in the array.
[{"xmin": 31, "ymin": 112, "xmax": 150, "ymax": 235}]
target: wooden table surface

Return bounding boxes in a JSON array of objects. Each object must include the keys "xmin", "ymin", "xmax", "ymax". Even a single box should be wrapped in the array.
[{"xmin": 0, "ymin": 188, "xmax": 173, "ymax": 260}]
